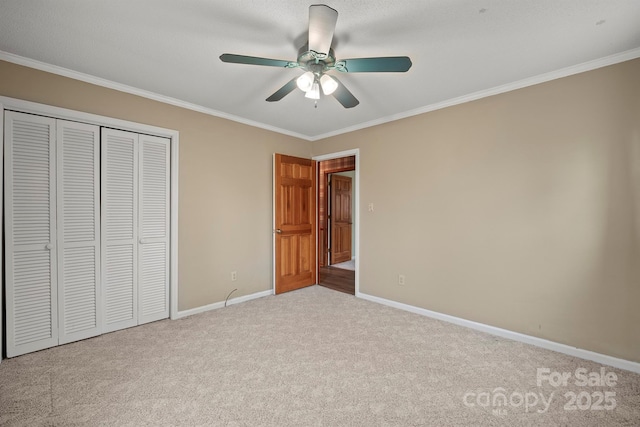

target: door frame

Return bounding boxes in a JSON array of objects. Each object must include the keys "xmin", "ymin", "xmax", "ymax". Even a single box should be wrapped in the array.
[
  {"xmin": 313, "ymin": 149, "xmax": 360, "ymax": 296},
  {"xmin": 0, "ymin": 96, "xmax": 180, "ymax": 361}
]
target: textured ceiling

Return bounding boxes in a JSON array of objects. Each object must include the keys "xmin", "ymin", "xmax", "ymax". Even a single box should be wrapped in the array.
[{"xmin": 1, "ymin": 0, "xmax": 640, "ymax": 140}]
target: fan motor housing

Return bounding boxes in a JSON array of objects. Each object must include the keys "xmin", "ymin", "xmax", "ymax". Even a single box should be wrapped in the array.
[{"xmin": 297, "ymin": 45, "xmax": 336, "ymax": 72}]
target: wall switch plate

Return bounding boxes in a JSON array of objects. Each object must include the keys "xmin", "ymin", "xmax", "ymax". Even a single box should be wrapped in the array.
[
  {"xmin": 368, "ymin": 203, "xmax": 374, "ymax": 212},
  {"xmin": 398, "ymin": 274, "xmax": 405, "ymax": 286}
]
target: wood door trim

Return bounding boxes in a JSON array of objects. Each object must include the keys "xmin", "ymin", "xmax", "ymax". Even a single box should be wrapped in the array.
[
  {"xmin": 313, "ymin": 149, "xmax": 359, "ymax": 295},
  {"xmin": 318, "ymin": 163, "xmax": 355, "ymax": 268}
]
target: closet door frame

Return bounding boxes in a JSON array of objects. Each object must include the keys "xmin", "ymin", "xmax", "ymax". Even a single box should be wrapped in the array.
[{"xmin": 0, "ymin": 97, "xmax": 180, "ymax": 362}]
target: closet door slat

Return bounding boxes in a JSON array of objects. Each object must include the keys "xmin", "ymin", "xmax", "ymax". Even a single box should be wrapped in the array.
[
  {"xmin": 101, "ymin": 128, "xmax": 138, "ymax": 333},
  {"xmin": 57, "ymin": 120, "xmax": 101, "ymax": 344},
  {"xmin": 138, "ymin": 135, "xmax": 170, "ymax": 324},
  {"xmin": 5, "ymin": 111, "xmax": 58, "ymax": 357}
]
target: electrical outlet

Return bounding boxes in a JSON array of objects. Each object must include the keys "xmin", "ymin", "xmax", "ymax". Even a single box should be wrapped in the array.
[
  {"xmin": 368, "ymin": 203, "xmax": 374, "ymax": 212},
  {"xmin": 231, "ymin": 271, "xmax": 237, "ymax": 281},
  {"xmin": 398, "ymin": 274, "xmax": 405, "ymax": 286}
]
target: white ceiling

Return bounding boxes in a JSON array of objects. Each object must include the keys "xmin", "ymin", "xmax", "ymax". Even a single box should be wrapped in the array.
[{"xmin": 1, "ymin": 1, "xmax": 640, "ymax": 140}]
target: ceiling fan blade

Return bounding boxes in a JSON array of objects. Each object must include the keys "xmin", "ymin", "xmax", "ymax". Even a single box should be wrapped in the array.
[
  {"xmin": 266, "ymin": 78, "xmax": 298, "ymax": 102},
  {"xmin": 308, "ymin": 5, "xmax": 338, "ymax": 56},
  {"xmin": 337, "ymin": 56, "xmax": 412, "ymax": 72},
  {"xmin": 331, "ymin": 77, "xmax": 359, "ymax": 108},
  {"xmin": 220, "ymin": 53, "xmax": 293, "ymax": 68}
]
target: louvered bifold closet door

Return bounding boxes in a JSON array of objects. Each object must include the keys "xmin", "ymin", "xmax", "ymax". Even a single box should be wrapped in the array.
[
  {"xmin": 101, "ymin": 128, "xmax": 139, "ymax": 333},
  {"xmin": 138, "ymin": 135, "xmax": 170, "ymax": 324},
  {"xmin": 57, "ymin": 120, "xmax": 101, "ymax": 344},
  {"xmin": 4, "ymin": 111, "xmax": 58, "ymax": 357}
]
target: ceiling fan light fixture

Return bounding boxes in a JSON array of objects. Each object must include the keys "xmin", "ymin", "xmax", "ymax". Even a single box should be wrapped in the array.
[
  {"xmin": 305, "ymin": 81, "xmax": 321, "ymax": 100},
  {"xmin": 220, "ymin": 5, "xmax": 412, "ymax": 108},
  {"xmin": 320, "ymin": 74, "xmax": 338, "ymax": 95},
  {"xmin": 296, "ymin": 71, "xmax": 314, "ymax": 92}
]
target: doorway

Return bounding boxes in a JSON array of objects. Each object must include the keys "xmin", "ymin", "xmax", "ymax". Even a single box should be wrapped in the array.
[{"xmin": 315, "ymin": 151, "xmax": 358, "ymax": 295}]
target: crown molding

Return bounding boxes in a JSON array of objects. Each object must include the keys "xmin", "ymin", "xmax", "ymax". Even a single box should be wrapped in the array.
[
  {"xmin": 0, "ymin": 51, "xmax": 310, "ymax": 141},
  {"xmin": 310, "ymin": 47, "xmax": 640, "ymax": 141},
  {"xmin": 3, "ymin": 47, "xmax": 640, "ymax": 142}
]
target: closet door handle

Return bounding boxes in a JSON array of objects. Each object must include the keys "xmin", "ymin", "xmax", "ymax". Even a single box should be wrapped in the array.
[
  {"xmin": 139, "ymin": 238, "xmax": 147, "ymax": 244},
  {"xmin": 45, "ymin": 243, "xmax": 54, "ymax": 250}
]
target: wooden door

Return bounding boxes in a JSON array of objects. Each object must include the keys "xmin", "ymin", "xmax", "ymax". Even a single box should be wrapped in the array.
[
  {"xmin": 274, "ymin": 154, "xmax": 316, "ymax": 294},
  {"xmin": 330, "ymin": 174, "xmax": 352, "ymax": 264}
]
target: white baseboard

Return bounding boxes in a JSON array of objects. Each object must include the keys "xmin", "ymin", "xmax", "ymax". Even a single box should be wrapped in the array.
[
  {"xmin": 357, "ymin": 292, "xmax": 640, "ymax": 374},
  {"xmin": 172, "ymin": 289, "xmax": 273, "ymax": 320}
]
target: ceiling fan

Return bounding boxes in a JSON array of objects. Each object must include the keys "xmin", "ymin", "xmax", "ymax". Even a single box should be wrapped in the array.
[{"xmin": 220, "ymin": 4, "xmax": 412, "ymax": 108}]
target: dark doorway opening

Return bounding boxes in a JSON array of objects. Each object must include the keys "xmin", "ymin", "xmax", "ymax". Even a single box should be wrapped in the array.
[{"xmin": 317, "ymin": 156, "xmax": 355, "ymax": 295}]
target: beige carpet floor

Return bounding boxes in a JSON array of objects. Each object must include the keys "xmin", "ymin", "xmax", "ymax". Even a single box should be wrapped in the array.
[
  {"xmin": 331, "ymin": 259, "xmax": 355, "ymax": 271},
  {"xmin": 1, "ymin": 285, "xmax": 639, "ymax": 426}
]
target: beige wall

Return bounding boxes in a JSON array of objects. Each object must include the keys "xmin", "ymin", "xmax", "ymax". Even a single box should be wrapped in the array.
[
  {"xmin": 314, "ymin": 58, "xmax": 640, "ymax": 363},
  {"xmin": 0, "ymin": 60, "xmax": 312, "ymax": 311},
  {"xmin": 2, "ymin": 57, "xmax": 639, "ymax": 363}
]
